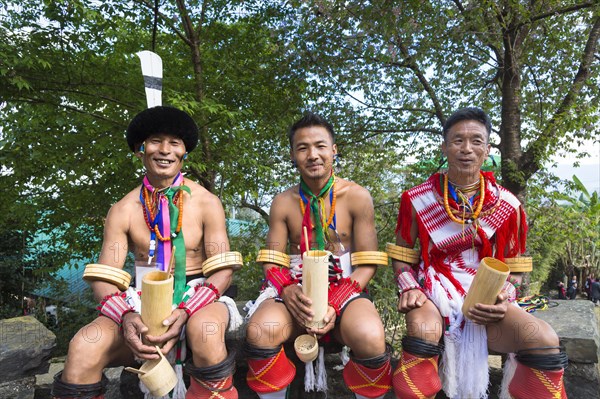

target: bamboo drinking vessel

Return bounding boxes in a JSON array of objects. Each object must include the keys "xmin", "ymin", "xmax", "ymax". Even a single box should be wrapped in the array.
[
  {"xmin": 462, "ymin": 257, "xmax": 510, "ymax": 319},
  {"xmin": 141, "ymin": 270, "xmax": 174, "ymax": 336},
  {"xmin": 302, "ymin": 250, "xmax": 330, "ymax": 329}
]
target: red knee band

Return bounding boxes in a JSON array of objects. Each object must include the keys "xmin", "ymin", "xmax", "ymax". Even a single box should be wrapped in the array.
[
  {"xmin": 392, "ymin": 351, "xmax": 441, "ymax": 399},
  {"xmin": 509, "ymin": 362, "xmax": 566, "ymax": 399},
  {"xmin": 246, "ymin": 346, "xmax": 296, "ymax": 394},
  {"xmin": 187, "ymin": 375, "xmax": 237, "ymax": 399},
  {"xmin": 343, "ymin": 357, "xmax": 392, "ymax": 398}
]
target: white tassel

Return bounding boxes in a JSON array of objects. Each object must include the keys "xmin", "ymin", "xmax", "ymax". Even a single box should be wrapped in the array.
[
  {"xmin": 304, "ymin": 359, "xmax": 316, "ymax": 392},
  {"xmin": 139, "ymin": 379, "xmax": 171, "ymax": 399},
  {"xmin": 217, "ymin": 295, "xmax": 243, "ymax": 332},
  {"xmin": 440, "ymin": 332, "xmax": 458, "ymax": 398},
  {"xmin": 453, "ymin": 320, "xmax": 488, "ymax": 399},
  {"xmin": 315, "ymin": 347, "xmax": 328, "ymax": 392},
  {"xmin": 172, "ymin": 364, "xmax": 187, "ymax": 399},
  {"xmin": 498, "ymin": 353, "xmax": 517, "ymax": 399},
  {"xmin": 139, "ymin": 378, "xmax": 151, "ymax": 399}
]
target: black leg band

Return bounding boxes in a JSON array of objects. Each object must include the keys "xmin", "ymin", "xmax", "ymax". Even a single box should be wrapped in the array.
[
  {"xmin": 351, "ymin": 343, "xmax": 392, "ymax": 369},
  {"xmin": 51, "ymin": 371, "xmax": 108, "ymax": 399},
  {"xmin": 516, "ymin": 346, "xmax": 568, "ymax": 371},
  {"xmin": 184, "ymin": 347, "xmax": 236, "ymax": 382},
  {"xmin": 242, "ymin": 341, "xmax": 282, "ymax": 360},
  {"xmin": 402, "ymin": 336, "xmax": 444, "ymax": 358}
]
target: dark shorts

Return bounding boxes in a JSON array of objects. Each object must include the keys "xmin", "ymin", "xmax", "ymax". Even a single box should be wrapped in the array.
[{"xmin": 336, "ymin": 291, "xmax": 371, "ymax": 325}]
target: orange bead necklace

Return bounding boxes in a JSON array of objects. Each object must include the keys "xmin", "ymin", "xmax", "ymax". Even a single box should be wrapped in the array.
[{"xmin": 443, "ymin": 172, "xmax": 485, "ymax": 225}]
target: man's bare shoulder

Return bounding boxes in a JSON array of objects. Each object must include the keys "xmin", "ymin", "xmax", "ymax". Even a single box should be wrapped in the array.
[
  {"xmin": 108, "ymin": 185, "xmax": 142, "ymax": 215},
  {"xmin": 271, "ymin": 185, "xmax": 300, "ymax": 208},
  {"xmin": 185, "ymin": 178, "xmax": 224, "ymax": 208},
  {"xmin": 336, "ymin": 178, "xmax": 373, "ymax": 203}
]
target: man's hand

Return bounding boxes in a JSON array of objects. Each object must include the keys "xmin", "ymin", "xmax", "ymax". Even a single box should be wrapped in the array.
[
  {"xmin": 398, "ymin": 289, "xmax": 428, "ymax": 313},
  {"xmin": 145, "ymin": 308, "xmax": 189, "ymax": 355},
  {"xmin": 280, "ymin": 284, "xmax": 314, "ymax": 326},
  {"xmin": 468, "ymin": 293, "xmax": 509, "ymax": 325},
  {"xmin": 121, "ymin": 312, "xmax": 160, "ymax": 360},
  {"xmin": 307, "ymin": 306, "xmax": 336, "ymax": 338}
]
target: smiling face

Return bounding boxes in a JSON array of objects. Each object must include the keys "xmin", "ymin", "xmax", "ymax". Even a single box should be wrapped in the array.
[
  {"xmin": 290, "ymin": 126, "xmax": 337, "ymax": 184},
  {"xmin": 137, "ymin": 133, "xmax": 186, "ymax": 187},
  {"xmin": 441, "ymin": 120, "xmax": 491, "ymax": 184}
]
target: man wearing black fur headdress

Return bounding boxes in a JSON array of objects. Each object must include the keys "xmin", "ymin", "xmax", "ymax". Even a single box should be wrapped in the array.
[{"xmin": 52, "ymin": 105, "xmax": 242, "ymax": 399}]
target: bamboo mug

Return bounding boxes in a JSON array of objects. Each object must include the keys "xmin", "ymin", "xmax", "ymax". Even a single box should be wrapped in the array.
[
  {"xmin": 141, "ymin": 270, "xmax": 174, "ymax": 336},
  {"xmin": 302, "ymin": 250, "xmax": 330, "ymax": 329},
  {"xmin": 462, "ymin": 257, "xmax": 510, "ymax": 319}
]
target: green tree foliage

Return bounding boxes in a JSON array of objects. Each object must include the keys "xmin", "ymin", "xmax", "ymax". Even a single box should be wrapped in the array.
[
  {"xmin": 0, "ymin": 0, "xmax": 308, "ymax": 318},
  {"xmin": 0, "ymin": 0, "xmax": 306, "ymax": 259},
  {"xmin": 285, "ymin": 0, "xmax": 599, "ymax": 201},
  {"xmin": 1, "ymin": 1, "xmax": 598, "ymax": 327},
  {"xmin": 526, "ymin": 174, "xmax": 600, "ymax": 288}
]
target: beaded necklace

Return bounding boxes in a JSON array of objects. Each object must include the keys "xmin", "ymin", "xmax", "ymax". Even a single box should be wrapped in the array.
[
  {"xmin": 299, "ymin": 174, "xmax": 337, "ymax": 252},
  {"xmin": 443, "ymin": 172, "xmax": 485, "ymax": 225},
  {"xmin": 139, "ymin": 173, "xmax": 185, "ymax": 267}
]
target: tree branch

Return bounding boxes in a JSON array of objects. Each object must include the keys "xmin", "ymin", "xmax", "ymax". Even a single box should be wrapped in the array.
[
  {"xmin": 521, "ymin": 16, "xmax": 600, "ymax": 179},
  {"xmin": 241, "ymin": 198, "xmax": 270, "ymax": 224},
  {"xmin": 524, "ymin": 2, "xmax": 597, "ymax": 27},
  {"xmin": 135, "ymin": 0, "xmax": 192, "ymax": 46},
  {"xmin": 394, "ymin": 36, "xmax": 446, "ymax": 126},
  {"xmin": 188, "ymin": 165, "xmax": 213, "ymax": 190}
]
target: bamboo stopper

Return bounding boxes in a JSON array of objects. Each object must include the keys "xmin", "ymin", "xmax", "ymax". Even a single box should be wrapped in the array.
[
  {"xmin": 302, "ymin": 249, "xmax": 330, "ymax": 329},
  {"xmin": 141, "ymin": 271, "xmax": 173, "ymax": 336},
  {"xmin": 462, "ymin": 257, "xmax": 510, "ymax": 319}
]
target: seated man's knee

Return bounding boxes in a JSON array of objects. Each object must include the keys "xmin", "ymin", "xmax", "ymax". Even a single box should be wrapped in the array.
[
  {"xmin": 405, "ymin": 317, "xmax": 442, "ymax": 343},
  {"xmin": 187, "ymin": 314, "xmax": 227, "ymax": 345},
  {"xmin": 405, "ymin": 303, "xmax": 443, "ymax": 343},
  {"xmin": 63, "ymin": 321, "xmax": 116, "ymax": 382},
  {"xmin": 345, "ymin": 323, "xmax": 386, "ymax": 356},
  {"xmin": 245, "ymin": 315, "xmax": 290, "ymax": 347},
  {"xmin": 531, "ymin": 320, "xmax": 559, "ymax": 348}
]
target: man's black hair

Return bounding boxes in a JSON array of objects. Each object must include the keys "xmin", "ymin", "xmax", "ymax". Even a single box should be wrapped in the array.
[
  {"xmin": 288, "ymin": 112, "xmax": 335, "ymax": 148},
  {"xmin": 442, "ymin": 107, "xmax": 492, "ymax": 141}
]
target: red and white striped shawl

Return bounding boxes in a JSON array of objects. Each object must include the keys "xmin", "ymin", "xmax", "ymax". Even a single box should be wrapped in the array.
[{"xmin": 395, "ymin": 172, "xmax": 527, "ymax": 297}]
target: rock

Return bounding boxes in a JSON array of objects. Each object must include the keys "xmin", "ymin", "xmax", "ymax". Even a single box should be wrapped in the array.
[
  {"xmin": 533, "ymin": 299, "xmax": 600, "ymax": 399},
  {"xmin": 0, "ymin": 316, "xmax": 56, "ymax": 383},
  {"xmin": 0, "ymin": 376, "xmax": 35, "ymax": 399},
  {"xmin": 534, "ymin": 299, "xmax": 599, "ymax": 363}
]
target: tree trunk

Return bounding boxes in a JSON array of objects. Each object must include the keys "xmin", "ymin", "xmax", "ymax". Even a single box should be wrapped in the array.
[{"xmin": 498, "ymin": 23, "xmax": 527, "ymax": 203}]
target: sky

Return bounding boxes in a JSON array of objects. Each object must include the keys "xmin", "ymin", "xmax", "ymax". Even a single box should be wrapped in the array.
[{"xmin": 549, "ymin": 140, "xmax": 600, "ymax": 194}]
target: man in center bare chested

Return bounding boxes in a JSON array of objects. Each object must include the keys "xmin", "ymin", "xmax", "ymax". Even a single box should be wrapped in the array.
[{"xmin": 244, "ymin": 112, "xmax": 392, "ymax": 399}]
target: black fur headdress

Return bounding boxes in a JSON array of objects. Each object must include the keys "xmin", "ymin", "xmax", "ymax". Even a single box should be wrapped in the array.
[{"xmin": 126, "ymin": 106, "xmax": 198, "ymax": 152}]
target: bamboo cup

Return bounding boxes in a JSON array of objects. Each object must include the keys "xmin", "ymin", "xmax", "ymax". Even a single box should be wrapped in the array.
[
  {"xmin": 462, "ymin": 257, "xmax": 510, "ymax": 319},
  {"xmin": 302, "ymin": 250, "xmax": 330, "ymax": 329},
  {"xmin": 137, "ymin": 347, "xmax": 178, "ymax": 397},
  {"xmin": 294, "ymin": 334, "xmax": 319, "ymax": 362},
  {"xmin": 141, "ymin": 271, "xmax": 173, "ymax": 336}
]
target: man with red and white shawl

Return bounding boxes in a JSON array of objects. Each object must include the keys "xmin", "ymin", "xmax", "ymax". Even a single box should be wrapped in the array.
[
  {"xmin": 390, "ymin": 107, "xmax": 567, "ymax": 399},
  {"xmin": 244, "ymin": 112, "xmax": 392, "ymax": 399}
]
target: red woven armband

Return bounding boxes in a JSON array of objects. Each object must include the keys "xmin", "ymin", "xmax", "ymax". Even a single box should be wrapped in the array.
[
  {"xmin": 328, "ymin": 278, "xmax": 362, "ymax": 316},
  {"xmin": 178, "ymin": 282, "xmax": 220, "ymax": 317},
  {"xmin": 265, "ymin": 267, "xmax": 297, "ymax": 296},
  {"xmin": 395, "ymin": 270, "xmax": 423, "ymax": 296},
  {"xmin": 98, "ymin": 292, "xmax": 135, "ymax": 326}
]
